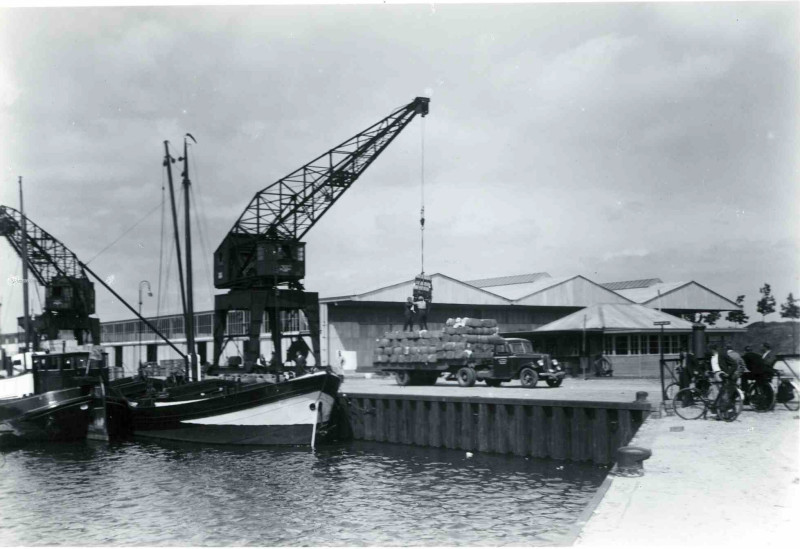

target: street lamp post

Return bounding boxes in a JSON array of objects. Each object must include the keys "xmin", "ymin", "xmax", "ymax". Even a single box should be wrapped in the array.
[
  {"xmin": 654, "ymin": 320, "xmax": 671, "ymax": 401},
  {"xmin": 138, "ymin": 280, "xmax": 153, "ymax": 368}
]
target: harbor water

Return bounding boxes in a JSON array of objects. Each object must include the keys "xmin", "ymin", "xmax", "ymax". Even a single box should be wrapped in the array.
[{"xmin": 0, "ymin": 439, "xmax": 607, "ymax": 546}]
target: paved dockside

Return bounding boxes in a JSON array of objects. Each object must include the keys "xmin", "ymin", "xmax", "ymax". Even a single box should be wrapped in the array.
[
  {"xmin": 576, "ymin": 406, "xmax": 800, "ymax": 547},
  {"xmin": 341, "ymin": 375, "xmax": 662, "ymax": 403}
]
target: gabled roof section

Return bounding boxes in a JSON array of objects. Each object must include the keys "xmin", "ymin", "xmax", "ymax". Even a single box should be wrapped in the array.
[
  {"xmin": 535, "ymin": 303, "xmax": 694, "ymax": 332},
  {"xmin": 513, "ymin": 275, "xmax": 635, "ymax": 307},
  {"xmin": 320, "ymin": 273, "xmax": 512, "ymax": 306},
  {"xmin": 616, "ymin": 281, "xmax": 740, "ymax": 311},
  {"xmin": 466, "ymin": 272, "xmax": 551, "ymax": 288},
  {"xmin": 601, "ymin": 278, "xmax": 663, "ymax": 291}
]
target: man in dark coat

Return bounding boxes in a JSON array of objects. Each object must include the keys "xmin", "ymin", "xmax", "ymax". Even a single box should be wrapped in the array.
[
  {"xmin": 740, "ymin": 346, "xmax": 768, "ymax": 400},
  {"xmin": 402, "ymin": 297, "xmax": 416, "ymax": 332},
  {"xmin": 761, "ymin": 343, "xmax": 777, "ymax": 369}
]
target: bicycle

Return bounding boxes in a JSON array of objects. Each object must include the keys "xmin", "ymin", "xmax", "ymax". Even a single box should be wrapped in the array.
[
  {"xmin": 673, "ymin": 372, "xmax": 743, "ymax": 421},
  {"xmin": 665, "ymin": 368, "xmax": 712, "ymax": 401},
  {"xmin": 773, "ymin": 369, "xmax": 800, "ymax": 411},
  {"xmin": 740, "ymin": 373, "xmax": 776, "ymax": 412}
]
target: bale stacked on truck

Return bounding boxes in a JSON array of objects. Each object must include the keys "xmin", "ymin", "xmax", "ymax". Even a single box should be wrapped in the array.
[{"xmin": 372, "ymin": 318, "xmax": 505, "ymax": 365}]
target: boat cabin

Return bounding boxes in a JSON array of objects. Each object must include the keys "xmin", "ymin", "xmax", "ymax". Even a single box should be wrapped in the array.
[{"xmin": 31, "ymin": 351, "xmax": 109, "ymax": 393}]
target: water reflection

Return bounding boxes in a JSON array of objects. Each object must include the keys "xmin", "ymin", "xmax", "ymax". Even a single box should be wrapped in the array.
[{"xmin": 0, "ymin": 439, "xmax": 607, "ymax": 546}]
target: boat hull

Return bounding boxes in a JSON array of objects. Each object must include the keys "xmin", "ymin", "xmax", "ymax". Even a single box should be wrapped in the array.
[
  {"xmin": 129, "ymin": 371, "xmax": 342, "ymax": 446},
  {"xmin": 0, "ymin": 386, "xmax": 93, "ymax": 442}
]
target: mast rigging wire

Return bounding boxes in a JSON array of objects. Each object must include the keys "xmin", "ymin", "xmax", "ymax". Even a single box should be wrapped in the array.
[
  {"xmin": 85, "ymin": 200, "xmax": 162, "ymax": 265},
  {"xmin": 188, "ymin": 152, "xmax": 216, "ymax": 306},
  {"xmin": 156, "ymin": 168, "xmax": 166, "ymax": 319}
]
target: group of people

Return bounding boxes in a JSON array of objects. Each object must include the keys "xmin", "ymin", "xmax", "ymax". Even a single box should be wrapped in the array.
[
  {"xmin": 254, "ymin": 337, "xmax": 312, "ymax": 377},
  {"xmin": 710, "ymin": 343, "xmax": 777, "ymax": 395},
  {"xmin": 403, "ymin": 295, "xmax": 430, "ymax": 331}
]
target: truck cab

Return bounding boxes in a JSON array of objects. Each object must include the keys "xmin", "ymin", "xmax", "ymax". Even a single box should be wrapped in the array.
[{"xmin": 473, "ymin": 338, "xmax": 565, "ymax": 388}]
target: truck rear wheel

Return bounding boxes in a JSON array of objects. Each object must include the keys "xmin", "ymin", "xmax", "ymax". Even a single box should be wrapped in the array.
[
  {"xmin": 395, "ymin": 371, "xmax": 411, "ymax": 386},
  {"xmin": 520, "ymin": 367, "xmax": 539, "ymax": 388},
  {"xmin": 456, "ymin": 367, "xmax": 476, "ymax": 387}
]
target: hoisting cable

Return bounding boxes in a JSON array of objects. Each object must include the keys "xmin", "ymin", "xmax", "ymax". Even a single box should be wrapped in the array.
[{"xmin": 419, "ymin": 114, "xmax": 425, "ymax": 275}]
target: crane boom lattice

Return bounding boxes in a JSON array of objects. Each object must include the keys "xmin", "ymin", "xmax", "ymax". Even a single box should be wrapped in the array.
[{"xmin": 0, "ymin": 205, "xmax": 98, "ymax": 345}]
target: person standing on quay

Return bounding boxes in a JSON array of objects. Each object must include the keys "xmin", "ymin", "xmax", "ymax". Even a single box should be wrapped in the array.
[
  {"xmin": 403, "ymin": 297, "xmax": 416, "ymax": 331},
  {"xmin": 414, "ymin": 295, "xmax": 429, "ymax": 331}
]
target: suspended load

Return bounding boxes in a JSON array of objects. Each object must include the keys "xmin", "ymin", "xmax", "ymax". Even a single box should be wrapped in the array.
[{"xmin": 413, "ymin": 273, "xmax": 432, "ymax": 301}]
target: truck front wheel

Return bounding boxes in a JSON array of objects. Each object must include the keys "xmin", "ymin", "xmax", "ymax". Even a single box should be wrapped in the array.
[
  {"xmin": 520, "ymin": 368, "xmax": 539, "ymax": 388},
  {"xmin": 456, "ymin": 367, "xmax": 476, "ymax": 387},
  {"xmin": 395, "ymin": 371, "xmax": 411, "ymax": 386}
]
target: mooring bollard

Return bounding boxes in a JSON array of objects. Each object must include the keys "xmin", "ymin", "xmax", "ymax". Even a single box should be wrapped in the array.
[
  {"xmin": 611, "ymin": 446, "xmax": 652, "ymax": 477},
  {"xmin": 635, "ymin": 391, "xmax": 648, "ymax": 403}
]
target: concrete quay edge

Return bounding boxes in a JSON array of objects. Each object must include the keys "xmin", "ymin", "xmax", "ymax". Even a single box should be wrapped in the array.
[{"xmin": 574, "ymin": 405, "xmax": 800, "ymax": 547}]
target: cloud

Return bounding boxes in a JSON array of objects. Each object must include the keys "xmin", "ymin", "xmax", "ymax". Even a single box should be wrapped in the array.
[
  {"xmin": 0, "ymin": 3, "xmax": 797, "ymax": 332},
  {"xmin": 0, "ymin": 62, "xmax": 20, "ymax": 108}
]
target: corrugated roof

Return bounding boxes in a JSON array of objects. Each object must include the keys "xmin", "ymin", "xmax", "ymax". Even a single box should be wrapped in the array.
[
  {"xmin": 319, "ymin": 272, "xmax": 512, "ymax": 305},
  {"xmin": 485, "ymin": 276, "xmax": 574, "ymax": 300},
  {"xmin": 466, "ymin": 272, "xmax": 551, "ymax": 288},
  {"xmin": 614, "ymin": 282, "xmax": 689, "ymax": 304},
  {"xmin": 535, "ymin": 303, "xmax": 694, "ymax": 332},
  {"xmin": 600, "ymin": 278, "xmax": 663, "ymax": 291}
]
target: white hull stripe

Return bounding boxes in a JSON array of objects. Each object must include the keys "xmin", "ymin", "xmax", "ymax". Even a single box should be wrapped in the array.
[
  {"xmin": 154, "ymin": 398, "xmax": 206, "ymax": 407},
  {"xmin": 182, "ymin": 391, "xmax": 335, "ymax": 426}
]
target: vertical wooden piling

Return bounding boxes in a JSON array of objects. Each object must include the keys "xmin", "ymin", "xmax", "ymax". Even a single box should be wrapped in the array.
[
  {"xmin": 342, "ymin": 393, "xmax": 650, "ymax": 465},
  {"xmin": 429, "ymin": 401, "xmax": 442, "ymax": 448},
  {"xmin": 570, "ymin": 406, "xmax": 589, "ymax": 462}
]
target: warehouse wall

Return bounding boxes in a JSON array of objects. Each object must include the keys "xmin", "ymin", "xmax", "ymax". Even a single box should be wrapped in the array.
[{"xmin": 325, "ymin": 302, "xmax": 581, "ymax": 368}]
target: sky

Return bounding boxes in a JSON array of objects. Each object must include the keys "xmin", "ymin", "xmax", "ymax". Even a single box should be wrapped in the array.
[{"xmin": 0, "ymin": 1, "xmax": 798, "ymax": 333}]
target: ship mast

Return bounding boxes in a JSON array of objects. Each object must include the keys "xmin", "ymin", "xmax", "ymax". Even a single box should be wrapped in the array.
[
  {"xmin": 18, "ymin": 176, "xmax": 32, "ymax": 352},
  {"xmin": 180, "ymin": 134, "xmax": 198, "ymax": 381}
]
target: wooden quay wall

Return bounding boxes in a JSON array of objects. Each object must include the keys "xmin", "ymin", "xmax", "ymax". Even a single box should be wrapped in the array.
[{"xmin": 338, "ymin": 393, "xmax": 652, "ymax": 465}]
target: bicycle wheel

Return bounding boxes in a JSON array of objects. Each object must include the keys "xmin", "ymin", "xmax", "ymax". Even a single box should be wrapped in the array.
[
  {"xmin": 749, "ymin": 382, "xmax": 775, "ymax": 412},
  {"xmin": 665, "ymin": 382, "xmax": 680, "ymax": 400},
  {"xmin": 673, "ymin": 388, "xmax": 706, "ymax": 420},
  {"xmin": 718, "ymin": 389, "xmax": 743, "ymax": 422}
]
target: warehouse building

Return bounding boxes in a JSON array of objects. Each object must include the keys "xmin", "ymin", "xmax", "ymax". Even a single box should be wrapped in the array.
[
  {"xmin": 0, "ymin": 272, "xmax": 742, "ymax": 379},
  {"xmin": 321, "ymin": 273, "xmax": 742, "ymax": 377}
]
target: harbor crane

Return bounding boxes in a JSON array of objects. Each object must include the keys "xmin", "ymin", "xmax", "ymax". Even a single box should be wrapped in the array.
[
  {"xmin": 213, "ymin": 97, "xmax": 430, "ymax": 370},
  {"xmin": 0, "ymin": 205, "xmax": 100, "ymax": 348}
]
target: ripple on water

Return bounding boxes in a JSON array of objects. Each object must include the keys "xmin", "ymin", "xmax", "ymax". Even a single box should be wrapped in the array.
[{"xmin": 0, "ymin": 439, "xmax": 607, "ymax": 545}]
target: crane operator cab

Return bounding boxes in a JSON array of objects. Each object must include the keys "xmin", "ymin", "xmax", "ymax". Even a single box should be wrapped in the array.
[{"xmin": 215, "ymin": 234, "xmax": 306, "ymax": 288}]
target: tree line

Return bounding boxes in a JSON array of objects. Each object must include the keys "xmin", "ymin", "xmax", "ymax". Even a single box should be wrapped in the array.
[{"xmin": 684, "ymin": 284, "xmax": 799, "ymax": 326}]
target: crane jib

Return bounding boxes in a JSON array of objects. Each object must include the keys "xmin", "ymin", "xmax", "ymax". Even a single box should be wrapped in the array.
[{"xmin": 214, "ymin": 97, "xmax": 430, "ymax": 291}]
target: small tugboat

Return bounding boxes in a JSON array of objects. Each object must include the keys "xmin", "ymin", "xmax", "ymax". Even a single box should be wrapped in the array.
[
  {"xmin": 0, "ymin": 179, "xmax": 122, "ymax": 444},
  {"xmin": 0, "ymin": 350, "xmax": 117, "ymax": 443}
]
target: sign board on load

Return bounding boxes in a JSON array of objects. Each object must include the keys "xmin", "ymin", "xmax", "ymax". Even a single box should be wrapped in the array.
[{"xmin": 413, "ymin": 274, "xmax": 433, "ymax": 300}]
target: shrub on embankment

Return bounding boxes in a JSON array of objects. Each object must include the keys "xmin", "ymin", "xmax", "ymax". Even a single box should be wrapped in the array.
[{"xmin": 730, "ymin": 321, "xmax": 799, "ymax": 354}]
